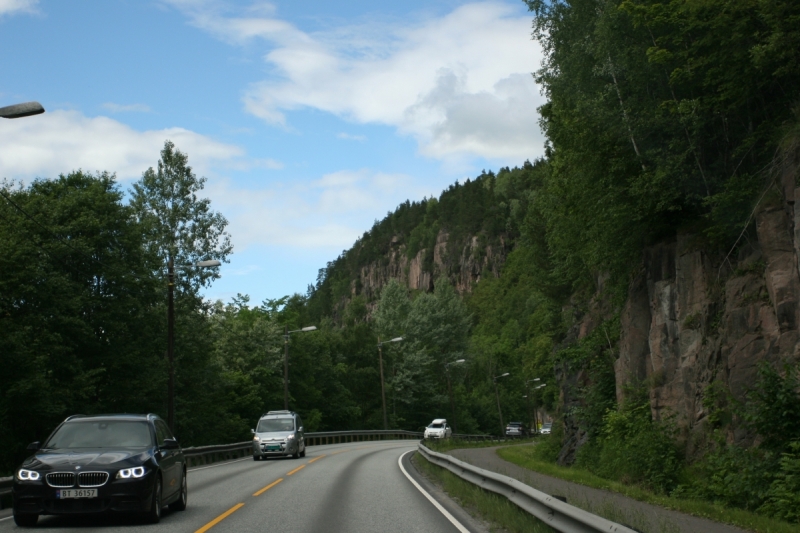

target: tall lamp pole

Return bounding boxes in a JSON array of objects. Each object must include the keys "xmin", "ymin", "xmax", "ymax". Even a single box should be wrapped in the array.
[
  {"xmin": 533, "ymin": 383, "xmax": 547, "ymax": 433},
  {"xmin": 493, "ymin": 372, "xmax": 510, "ymax": 436},
  {"xmin": 284, "ymin": 325, "xmax": 317, "ymax": 410},
  {"xmin": 445, "ymin": 359, "xmax": 465, "ymax": 433},
  {"xmin": 167, "ymin": 259, "xmax": 220, "ymax": 432},
  {"xmin": 525, "ymin": 378, "xmax": 540, "ymax": 433},
  {"xmin": 377, "ymin": 336, "xmax": 403, "ymax": 430}
]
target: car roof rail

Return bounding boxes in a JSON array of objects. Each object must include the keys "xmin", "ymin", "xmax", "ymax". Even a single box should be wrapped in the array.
[
  {"xmin": 264, "ymin": 410, "xmax": 294, "ymax": 416},
  {"xmin": 65, "ymin": 414, "xmax": 87, "ymax": 421}
]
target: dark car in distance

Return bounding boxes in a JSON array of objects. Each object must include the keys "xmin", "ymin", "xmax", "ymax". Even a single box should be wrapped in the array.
[{"xmin": 12, "ymin": 413, "xmax": 187, "ymax": 527}]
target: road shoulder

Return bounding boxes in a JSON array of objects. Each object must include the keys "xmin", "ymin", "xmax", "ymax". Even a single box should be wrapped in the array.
[
  {"xmin": 404, "ymin": 451, "xmax": 491, "ymax": 533},
  {"xmin": 448, "ymin": 445, "xmax": 750, "ymax": 533}
]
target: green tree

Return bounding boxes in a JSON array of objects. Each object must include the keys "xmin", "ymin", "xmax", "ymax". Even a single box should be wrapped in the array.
[
  {"xmin": 130, "ymin": 140, "xmax": 233, "ymax": 435},
  {"xmin": 130, "ymin": 140, "xmax": 232, "ymax": 291},
  {"xmin": 0, "ymin": 172, "xmax": 162, "ymax": 473},
  {"xmin": 201, "ymin": 295, "xmax": 283, "ymax": 440}
]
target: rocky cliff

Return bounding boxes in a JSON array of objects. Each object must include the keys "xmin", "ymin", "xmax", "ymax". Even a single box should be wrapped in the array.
[
  {"xmin": 350, "ymin": 229, "xmax": 508, "ymax": 301},
  {"xmin": 559, "ymin": 182, "xmax": 800, "ymax": 462}
]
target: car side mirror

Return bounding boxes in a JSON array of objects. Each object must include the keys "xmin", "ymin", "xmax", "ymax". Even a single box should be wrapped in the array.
[
  {"xmin": 162, "ymin": 438, "xmax": 180, "ymax": 450},
  {"xmin": 251, "ymin": 429, "xmax": 255, "ymax": 434},
  {"xmin": 298, "ymin": 427, "xmax": 304, "ymax": 432},
  {"xmin": 27, "ymin": 441, "xmax": 40, "ymax": 451}
]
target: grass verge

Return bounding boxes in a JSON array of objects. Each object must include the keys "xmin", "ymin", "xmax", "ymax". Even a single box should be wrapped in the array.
[
  {"xmin": 411, "ymin": 451, "xmax": 555, "ymax": 533},
  {"xmin": 497, "ymin": 445, "xmax": 798, "ymax": 533}
]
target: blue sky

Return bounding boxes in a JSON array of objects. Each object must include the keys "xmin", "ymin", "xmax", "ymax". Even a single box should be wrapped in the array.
[{"xmin": 0, "ymin": 0, "xmax": 546, "ymax": 304}]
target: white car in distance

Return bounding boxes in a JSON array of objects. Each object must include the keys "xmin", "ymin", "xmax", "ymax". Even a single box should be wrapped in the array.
[{"xmin": 424, "ymin": 419, "xmax": 452, "ymax": 439}]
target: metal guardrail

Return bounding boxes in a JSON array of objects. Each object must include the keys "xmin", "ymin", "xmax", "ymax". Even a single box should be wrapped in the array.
[
  {"xmin": 417, "ymin": 443, "xmax": 638, "ymax": 533},
  {"xmin": 182, "ymin": 429, "xmax": 427, "ymax": 467},
  {"xmin": 304, "ymin": 429, "xmax": 422, "ymax": 446},
  {"xmin": 183, "ymin": 441, "xmax": 253, "ymax": 467}
]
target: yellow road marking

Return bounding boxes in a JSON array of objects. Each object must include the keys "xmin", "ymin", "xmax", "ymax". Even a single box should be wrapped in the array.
[
  {"xmin": 307, "ymin": 454, "xmax": 326, "ymax": 464},
  {"xmin": 253, "ymin": 478, "xmax": 283, "ymax": 496},
  {"xmin": 194, "ymin": 503, "xmax": 244, "ymax": 533},
  {"xmin": 287, "ymin": 464, "xmax": 306, "ymax": 476}
]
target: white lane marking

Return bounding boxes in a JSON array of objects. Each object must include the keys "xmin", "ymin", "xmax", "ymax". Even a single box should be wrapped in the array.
[
  {"xmin": 398, "ymin": 450, "xmax": 471, "ymax": 533},
  {"xmin": 0, "ymin": 516, "xmax": 11, "ymax": 522}
]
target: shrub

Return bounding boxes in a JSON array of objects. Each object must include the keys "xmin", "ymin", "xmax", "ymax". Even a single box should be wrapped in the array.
[
  {"xmin": 690, "ymin": 441, "xmax": 778, "ymax": 510},
  {"xmin": 759, "ymin": 440, "xmax": 800, "ymax": 523},
  {"xmin": 578, "ymin": 400, "xmax": 682, "ymax": 493}
]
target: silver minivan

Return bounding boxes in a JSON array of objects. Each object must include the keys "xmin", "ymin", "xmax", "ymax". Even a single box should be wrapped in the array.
[{"xmin": 252, "ymin": 410, "xmax": 306, "ymax": 460}]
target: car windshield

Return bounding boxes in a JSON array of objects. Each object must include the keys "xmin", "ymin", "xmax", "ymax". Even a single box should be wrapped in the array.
[
  {"xmin": 257, "ymin": 418, "xmax": 294, "ymax": 432},
  {"xmin": 428, "ymin": 423, "xmax": 444, "ymax": 428},
  {"xmin": 542, "ymin": 423, "xmax": 552, "ymax": 428},
  {"xmin": 45, "ymin": 421, "xmax": 153, "ymax": 449}
]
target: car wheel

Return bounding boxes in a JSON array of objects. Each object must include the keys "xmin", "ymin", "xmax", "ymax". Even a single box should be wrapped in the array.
[
  {"xmin": 300, "ymin": 443, "xmax": 306, "ymax": 458},
  {"xmin": 292, "ymin": 446, "xmax": 300, "ymax": 459},
  {"xmin": 13, "ymin": 512, "xmax": 38, "ymax": 528},
  {"xmin": 169, "ymin": 470, "xmax": 188, "ymax": 512},
  {"xmin": 253, "ymin": 455, "xmax": 260, "ymax": 461},
  {"xmin": 145, "ymin": 476, "xmax": 162, "ymax": 524}
]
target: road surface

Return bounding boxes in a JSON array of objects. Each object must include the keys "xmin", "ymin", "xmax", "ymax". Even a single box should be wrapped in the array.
[{"xmin": 1, "ymin": 440, "xmax": 483, "ymax": 533}]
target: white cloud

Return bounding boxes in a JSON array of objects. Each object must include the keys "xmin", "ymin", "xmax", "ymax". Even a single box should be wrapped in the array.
[
  {"xmin": 0, "ymin": 0, "xmax": 38, "ymax": 16},
  {"xmin": 206, "ymin": 169, "xmax": 421, "ymax": 251},
  {"xmin": 169, "ymin": 1, "xmax": 546, "ymax": 163},
  {"xmin": 101, "ymin": 102, "xmax": 152, "ymax": 113},
  {"xmin": 0, "ymin": 109, "xmax": 244, "ymax": 181}
]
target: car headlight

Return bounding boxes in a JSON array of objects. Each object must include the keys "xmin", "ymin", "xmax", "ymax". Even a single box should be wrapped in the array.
[
  {"xmin": 286, "ymin": 434, "xmax": 295, "ymax": 440},
  {"xmin": 116, "ymin": 466, "xmax": 146, "ymax": 479},
  {"xmin": 253, "ymin": 436, "xmax": 260, "ymax": 442},
  {"xmin": 17, "ymin": 469, "xmax": 40, "ymax": 481}
]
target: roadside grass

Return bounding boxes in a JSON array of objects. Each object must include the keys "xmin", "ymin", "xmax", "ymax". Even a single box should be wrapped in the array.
[
  {"xmin": 497, "ymin": 444, "xmax": 798, "ymax": 533},
  {"xmin": 411, "ymin": 451, "xmax": 555, "ymax": 533}
]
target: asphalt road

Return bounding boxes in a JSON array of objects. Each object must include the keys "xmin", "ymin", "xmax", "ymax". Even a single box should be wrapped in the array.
[{"xmin": 0, "ymin": 441, "xmax": 481, "ymax": 533}]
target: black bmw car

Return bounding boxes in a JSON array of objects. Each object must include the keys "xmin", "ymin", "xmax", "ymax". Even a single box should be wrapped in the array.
[{"xmin": 12, "ymin": 413, "xmax": 187, "ymax": 527}]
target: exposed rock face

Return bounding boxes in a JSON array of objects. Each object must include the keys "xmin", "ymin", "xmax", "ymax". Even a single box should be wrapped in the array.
[
  {"xmin": 352, "ymin": 229, "xmax": 508, "ymax": 301},
  {"xmin": 556, "ymin": 191, "xmax": 800, "ymax": 463},
  {"xmin": 613, "ymin": 201, "xmax": 800, "ymax": 452}
]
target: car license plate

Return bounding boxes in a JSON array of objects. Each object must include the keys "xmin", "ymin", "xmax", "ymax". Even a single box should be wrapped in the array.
[
  {"xmin": 56, "ymin": 489, "xmax": 97, "ymax": 499},
  {"xmin": 266, "ymin": 445, "xmax": 281, "ymax": 451}
]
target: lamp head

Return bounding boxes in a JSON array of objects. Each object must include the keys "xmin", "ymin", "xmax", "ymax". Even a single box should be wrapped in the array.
[
  {"xmin": 0, "ymin": 101, "xmax": 45, "ymax": 119},
  {"xmin": 301, "ymin": 326, "xmax": 317, "ymax": 332}
]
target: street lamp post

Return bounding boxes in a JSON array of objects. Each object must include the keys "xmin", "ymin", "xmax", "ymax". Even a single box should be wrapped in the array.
[
  {"xmin": 0, "ymin": 101, "xmax": 45, "ymax": 119},
  {"xmin": 377, "ymin": 336, "xmax": 403, "ymax": 430},
  {"xmin": 525, "ymin": 378, "xmax": 541, "ymax": 433},
  {"xmin": 444, "ymin": 359, "xmax": 465, "ymax": 433},
  {"xmin": 283, "ymin": 325, "xmax": 317, "ymax": 410},
  {"xmin": 167, "ymin": 259, "xmax": 221, "ymax": 432},
  {"xmin": 533, "ymin": 383, "xmax": 547, "ymax": 433},
  {"xmin": 493, "ymin": 372, "xmax": 510, "ymax": 436}
]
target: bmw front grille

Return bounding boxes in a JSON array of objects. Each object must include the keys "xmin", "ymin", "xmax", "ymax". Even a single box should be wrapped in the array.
[
  {"xmin": 78, "ymin": 471, "xmax": 109, "ymax": 487},
  {"xmin": 46, "ymin": 472, "xmax": 76, "ymax": 488}
]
